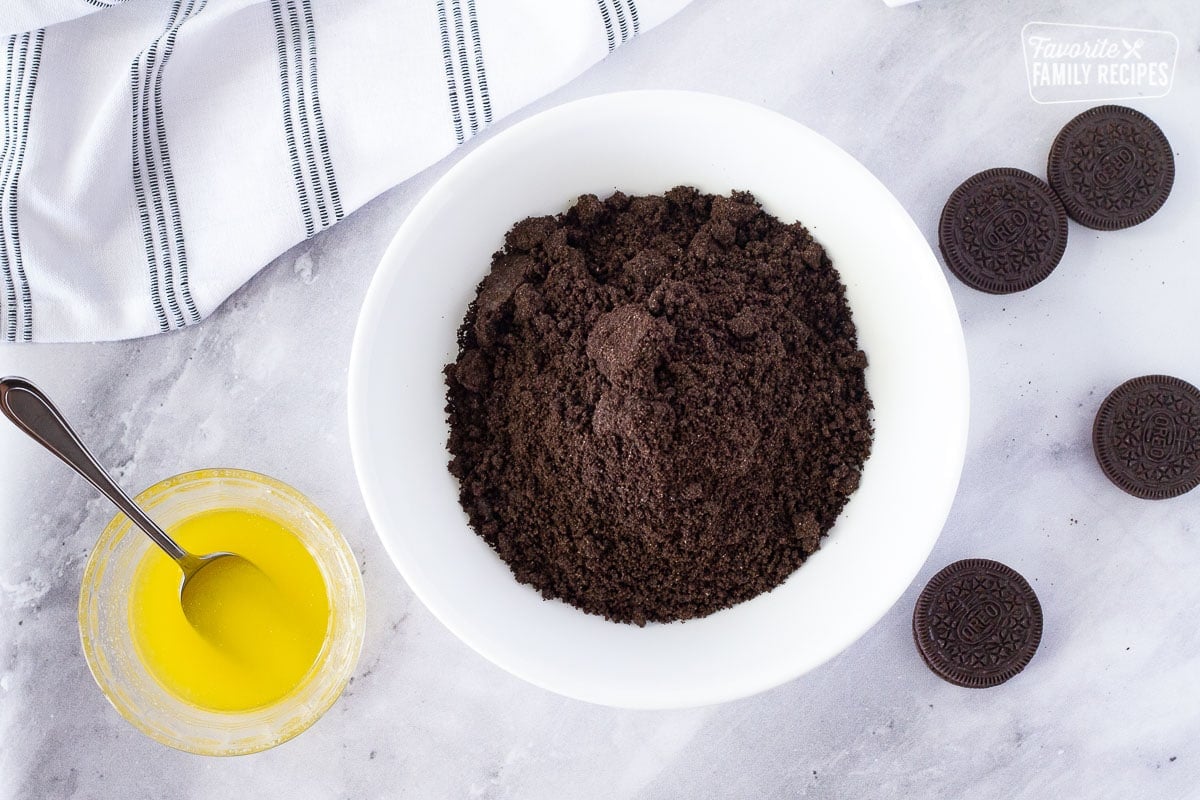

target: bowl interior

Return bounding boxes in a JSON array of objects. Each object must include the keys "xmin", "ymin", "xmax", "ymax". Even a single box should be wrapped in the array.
[
  {"xmin": 349, "ymin": 91, "xmax": 968, "ymax": 708},
  {"xmin": 78, "ymin": 469, "xmax": 365, "ymax": 755}
]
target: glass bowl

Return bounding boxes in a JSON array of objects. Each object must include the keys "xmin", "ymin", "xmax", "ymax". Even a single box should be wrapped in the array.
[{"xmin": 78, "ymin": 468, "xmax": 365, "ymax": 755}]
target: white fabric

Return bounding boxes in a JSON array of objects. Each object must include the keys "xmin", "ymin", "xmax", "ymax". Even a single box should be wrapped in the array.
[{"xmin": 0, "ymin": 0, "xmax": 690, "ymax": 342}]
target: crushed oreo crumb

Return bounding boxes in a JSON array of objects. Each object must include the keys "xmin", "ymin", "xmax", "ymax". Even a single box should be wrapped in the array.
[{"xmin": 446, "ymin": 187, "xmax": 873, "ymax": 625}]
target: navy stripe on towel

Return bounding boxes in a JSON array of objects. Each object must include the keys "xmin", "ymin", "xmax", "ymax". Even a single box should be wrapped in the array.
[
  {"xmin": 271, "ymin": 0, "xmax": 343, "ymax": 237},
  {"xmin": 467, "ymin": 0, "xmax": 492, "ymax": 126},
  {"xmin": 611, "ymin": 0, "xmax": 630, "ymax": 44},
  {"xmin": 451, "ymin": 0, "xmax": 478, "ymax": 136},
  {"xmin": 438, "ymin": 0, "xmax": 492, "ymax": 143},
  {"xmin": 594, "ymin": 0, "xmax": 617, "ymax": 52},
  {"xmin": 0, "ymin": 30, "xmax": 44, "ymax": 342},
  {"xmin": 131, "ymin": 0, "xmax": 206, "ymax": 332},
  {"xmin": 303, "ymin": 0, "xmax": 342, "ymax": 220},
  {"xmin": 595, "ymin": 0, "xmax": 640, "ymax": 52},
  {"xmin": 436, "ymin": 0, "xmax": 464, "ymax": 144}
]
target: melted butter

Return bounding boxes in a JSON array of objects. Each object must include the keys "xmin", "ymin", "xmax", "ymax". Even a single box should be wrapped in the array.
[{"xmin": 129, "ymin": 509, "xmax": 330, "ymax": 712}]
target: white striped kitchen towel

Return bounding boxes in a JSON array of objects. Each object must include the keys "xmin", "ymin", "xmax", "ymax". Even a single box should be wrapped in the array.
[{"xmin": 0, "ymin": 0, "xmax": 690, "ymax": 342}]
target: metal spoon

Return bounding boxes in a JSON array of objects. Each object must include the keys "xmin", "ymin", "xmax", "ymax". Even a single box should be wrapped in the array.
[{"xmin": 0, "ymin": 376, "xmax": 244, "ymax": 612}]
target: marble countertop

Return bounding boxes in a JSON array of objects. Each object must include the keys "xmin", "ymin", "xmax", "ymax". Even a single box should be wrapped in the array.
[{"xmin": 3, "ymin": 0, "xmax": 1198, "ymax": 797}]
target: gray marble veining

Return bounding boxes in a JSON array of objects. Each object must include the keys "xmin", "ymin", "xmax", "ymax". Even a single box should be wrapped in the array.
[{"xmin": 2, "ymin": 1, "xmax": 1199, "ymax": 797}]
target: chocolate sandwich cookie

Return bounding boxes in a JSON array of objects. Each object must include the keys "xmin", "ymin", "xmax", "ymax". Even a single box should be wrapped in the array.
[
  {"xmin": 1092, "ymin": 375, "xmax": 1200, "ymax": 500},
  {"xmin": 912, "ymin": 559, "xmax": 1042, "ymax": 688},
  {"xmin": 1047, "ymin": 105, "xmax": 1175, "ymax": 231},
  {"xmin": 938, "ymin": 168, "xmax": 1068, "ymax": 294}
]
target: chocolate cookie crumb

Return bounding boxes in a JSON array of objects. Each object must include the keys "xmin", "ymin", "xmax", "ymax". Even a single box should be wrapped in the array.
[{"xmin": 445, "ymin": 187, "xmax": 873, "ymax": 625}]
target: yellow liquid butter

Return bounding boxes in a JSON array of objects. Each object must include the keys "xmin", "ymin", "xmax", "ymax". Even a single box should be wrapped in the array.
[{"xmin": 129, "ymin": 509, "xmax": 331, "ymax": 712}]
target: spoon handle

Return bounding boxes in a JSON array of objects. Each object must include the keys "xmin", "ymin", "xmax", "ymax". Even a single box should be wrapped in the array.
[{"xmin": 0, "ymin": 376, "xmax": 189, "ymax": 564}]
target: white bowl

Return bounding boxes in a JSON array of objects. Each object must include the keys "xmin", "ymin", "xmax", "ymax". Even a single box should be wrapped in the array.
[{"xmin": 349, "ymin": 91, "xmax": 968, "ymax": 709}]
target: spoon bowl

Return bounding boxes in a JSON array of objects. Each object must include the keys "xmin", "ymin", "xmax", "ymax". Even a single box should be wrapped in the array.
[{"xmin": 178, "ymin": 551, "xmax": 248, "ymax": 631}]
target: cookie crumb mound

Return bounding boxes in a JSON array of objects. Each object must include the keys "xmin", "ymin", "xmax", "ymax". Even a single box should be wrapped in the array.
[{"xmin": 446, "ymin": 187, "xmax": 873, "ymax": 625}]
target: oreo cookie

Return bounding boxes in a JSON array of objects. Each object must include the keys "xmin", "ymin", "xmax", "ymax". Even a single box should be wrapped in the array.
[
  {"xmin": 1047, "ymin": 105, "xmax": 1174, "ymax": 231},
  {"xmin": 938, "ymin": 168, "xmax": 1068, "ymax": 294},
  {"xmin": 912, "ymin": 559, "xmax": 1042, "ymax": 688},
  {"xmin": 1092, "ymin": 375, "xmax": 1200, "ymax": 500}
]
